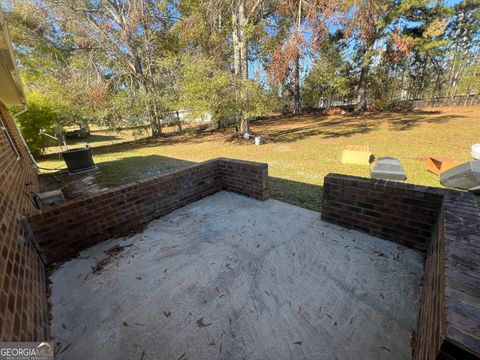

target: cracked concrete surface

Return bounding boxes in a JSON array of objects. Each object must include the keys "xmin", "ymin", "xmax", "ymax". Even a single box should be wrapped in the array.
[{"xmin": 50, "ymin": 191, "xmax": 423, "ymax": 360}]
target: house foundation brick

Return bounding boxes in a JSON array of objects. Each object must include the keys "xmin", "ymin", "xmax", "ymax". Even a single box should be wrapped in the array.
[{"xmin": 0, "ymin": 104, "xmax": 49, "ymax": 341}]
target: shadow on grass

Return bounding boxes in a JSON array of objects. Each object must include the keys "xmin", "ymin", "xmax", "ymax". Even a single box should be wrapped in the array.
[
  {"xmin": 39, "ymin": 110, "xmax": 468, "ymax": 163},
  {"xmin": 96, "ymin": 155, "xmax": 195, "ymax": 187},
  {"xmin": 255, "ymin": 111, "xmax": 466, "ymax": 143},
  {"xmin": 66, "ymin": 133, "xmax": 123, "ymax": 144},
  {"xmin": 40, "ymin": 154, "xmax": 326, "ymax": 212},
  {"xmin": 39, "ymin": 126, "xmax": 219, "ymax": 161},
  {"xmin": 268, "ymin": 177, "xmax": 323, "ymax": 212},
  {"xmin": 39, "ymin": 155, "xmax": 195, "ymax": 200},
  {"xmin": 39, "ymin": 152, "xmax": 477, "ymax": 212},
  {"xmin": 99, "ymin": 157, "xmax": 326, "ymax": 213}
]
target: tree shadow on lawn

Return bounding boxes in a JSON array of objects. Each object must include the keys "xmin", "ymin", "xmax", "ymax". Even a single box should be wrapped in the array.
[
  {"xmin": 39, "ymin": 152, "xmax": 477, "ymax": 211},
  {"xmin": 268, "ymin": 177, "xmax": 324, "ymax": 212},
  {"xmin": 95, "ymin": 155, "xmax": 196, "ymax": 187},
  {"xmin": 40, "ymin": 126, "xmax": 223, "ymax": 161},
  {"xmin": 40, "ymin": 154, "xmax": 326, "ymax": 212},
  {"xmin": 39, "ymin": 155, "xmax": 195, "ymax": 200},
  {"xmin": 66, "ymin": 133, "xmax": 123, "ymax": 145},
  {"xmin": 97, "ymin": 157, "xmax": 326, "ymax": 213},
  {"xmin": 254, "ymin": 111, "xmax": 465, "ymax": 143},
  {"xmin": 39, "ymin": 110, "xmax": 466, "ymax": 162}
]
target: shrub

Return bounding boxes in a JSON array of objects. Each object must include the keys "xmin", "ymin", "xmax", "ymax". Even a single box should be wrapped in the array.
[
  {"xmin": 16, "ymin": 91, "xmax": 59, "ymax": 156},
  {"xmin": 371, "ymin": 99, "xmax": 413, "ymax": 111}
]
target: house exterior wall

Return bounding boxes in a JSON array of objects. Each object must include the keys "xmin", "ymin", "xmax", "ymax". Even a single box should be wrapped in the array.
[{"xmin": 0, "ymin": 103, "xmax": 49, "ymax": 341}]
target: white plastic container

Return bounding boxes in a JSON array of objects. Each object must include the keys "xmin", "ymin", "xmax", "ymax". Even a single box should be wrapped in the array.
[
  {"xmin": 255, "ymin": 136, "xmax": 262, "ymax": 146},
  {"xmin": 472, "ymin": 144, "xmax": 480, "ymax": 160}
]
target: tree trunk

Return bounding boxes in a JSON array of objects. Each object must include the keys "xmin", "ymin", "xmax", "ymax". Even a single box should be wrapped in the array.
[
  {"xmin": 151, "ymin": 120, "xmax": 161, "ymax": 138},
  {"xmin": 294, "ymin": 0, "xmax": 302, "ymax": 115},
  {"xmin": 294, "ymin": 52, "xmax": 301, "ymax": 114},
  {"xmin": 217, "ymin": 118, "xmax": 224, "ymax": 130},
  {"xmin": 355, "ymin": 63, "xmax": 369, "ymax": 112},
  {"xmin": 355, "ymin": 46, "xmax": 371, "ymax": 113},
  {"xmin": 150, "ymin": 118, "xmax": 161, "ymax": 138},
  {"xmin": 175, "ymin": 110, "xmax": 183, "ymax": 133},
  {"xmin": 149, "ymin": 99, "xmax": 162, "ymax": 138},
  {"xmin": 464, "ymin": 59, "xmax": 478, "ymax": 106},
  {"xmin": 232, "ymin": 4, "xmax": 241, "ymax": 77},
  {"xmin": 232, "ymin": 0, "xmax": 249, "ymax": 135},
  {"xmin": 237, "ymin": 0, "xmax": 248, "ymax": 79}
]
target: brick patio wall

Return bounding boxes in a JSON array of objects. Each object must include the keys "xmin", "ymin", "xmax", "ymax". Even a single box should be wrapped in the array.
[
  {"xmin": 322, "ymin": 173, "xmax": 480, "ymax": 359},
  {"xmin": 23, "ymin": 158, "xmax": 268, "ymax": 266},
  {"xmin": 218, "ymin": 158, "xmax": 268, "ymax": 200},
  {"xmin": 415, "ymin": 210, "xmax": 446, "ymax": 360},
  {"xmin": 439, "ymin": 192, "xmax": 480, "ymax": 359},
  {"xmin": 0, "ymin": 104, "xmax": 49, "ymax": 341},
  {"xmin": 321, "ymin": 173, "xmax": 443, "ymax": 251}
]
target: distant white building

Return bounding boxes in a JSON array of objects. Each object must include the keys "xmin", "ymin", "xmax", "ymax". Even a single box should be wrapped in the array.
[{"xmin": 164, "ymin": 110, "xmax": 212, "ymax": 125}]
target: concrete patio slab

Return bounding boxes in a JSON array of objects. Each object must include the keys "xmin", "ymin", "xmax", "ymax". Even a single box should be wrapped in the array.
[{"xmin": 50, "ymin": 191, "xmax": 423, "ymax": 360}]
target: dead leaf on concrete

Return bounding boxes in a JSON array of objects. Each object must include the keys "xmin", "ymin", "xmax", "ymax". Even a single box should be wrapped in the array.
[
  {"xmin": 59, "ymin": 343, "xmax": 71, "ymax": 355},
  {"xmin": 410, "ymin": 329, "xmax": 417, "ymax": 349},
  {"xmin": 105, "ymin": 244, "xmax": 132, "ymax": 257},
  {"xmin": 374, "ymin": 250, "xmax": 389, "ymax": 258},
  {"xmin": 89, "ymin": 244, "xmax": 133, "ymax": 276},
  {"xmin": 196, "ymin": 317, "xmax": 212, "ymax": 328}
]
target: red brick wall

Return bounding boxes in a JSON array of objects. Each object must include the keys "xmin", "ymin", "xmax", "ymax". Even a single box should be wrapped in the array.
[
  {"xmin": 24, "ymin": 158, "xmax": 268, "ymax": 265},
  {"xmin": 415, "ymin": 210, "xmax": 446, "ymax": 360},
  {"xmin": 439, "ymin": 192, "xmax": 480, "ymax": 359},
  {"xmin": 321, "ymin": 173, "xmax": 480, "ymax": 359},
  {"xmin": 0, "ymin": 103, "xmax": 49, "ymax": 341},
  {"xmin": 321, "ymin": 173, "xmax": 443, "ymax": 251},
  {"xmin": 416, "ymin": 192, "xmax": 480, "ymax": 360},
  {"xmin": 218, "ymin": 158, "xmax": 268, "ymax": 200}
]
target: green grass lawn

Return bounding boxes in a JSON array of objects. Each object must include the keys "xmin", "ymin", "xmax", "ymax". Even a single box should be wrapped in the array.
[{"xmin": 38, "ymin": 107, "xmax": 480, "ymax": 211}]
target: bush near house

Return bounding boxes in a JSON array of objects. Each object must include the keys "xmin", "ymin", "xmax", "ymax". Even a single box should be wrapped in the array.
[{"xmin": 15, "ymin": 91, "xmax": 59, "ymax": 156}]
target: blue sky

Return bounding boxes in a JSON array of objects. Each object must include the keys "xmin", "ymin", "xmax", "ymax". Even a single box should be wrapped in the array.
[{"xmin": 250, "ymin": 0, "xmax": 464, "ymax": 87}]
